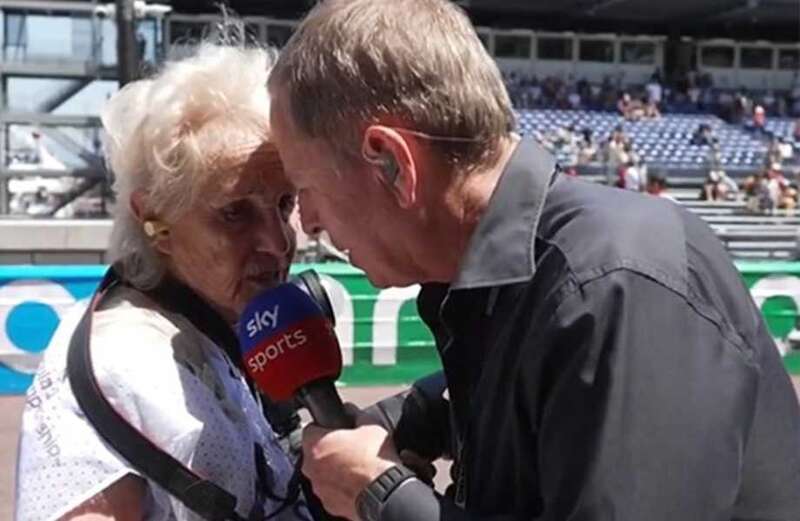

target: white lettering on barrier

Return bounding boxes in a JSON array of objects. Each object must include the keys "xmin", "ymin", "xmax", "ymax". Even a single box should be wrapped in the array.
[
  {"xmin": 319, "ymin": 275, "xmax": 355, "ymax": 366},
  {"xmin": 0, "ymin": 279, "xmax": 77, "ymax": 375},
  {"xmin": 749, "ymin": 275, "xmax": 800, "ymax": 355},
  {"xmin": 372, "ymin": 285, "xmax": 421, "ymax": 366},
  {"xmin": 3, "ymin": 274, "xmax": 798, "ymax": 383}
]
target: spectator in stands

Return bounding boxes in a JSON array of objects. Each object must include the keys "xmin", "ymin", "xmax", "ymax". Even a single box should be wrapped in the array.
[
  {"xmin": 793, "ymin": 119, "xmax": 800, "ymax": 143},
  {"xmin": 778, "ymin": 137, "xmax": 794, "ymax": 161},
  {"xmin": 577, "ymin": 128, "xmax": 598, "ymax": 165},
  {"xmin": 706, "ymin": 138, "xmax": 723, "ymax": 171},
  {"xmin": 618, "ymin": 92, "xmax": 645, "ymax": 121},
  {"xmin": 744, "ymin": 173, "xmax": 773, "ymax": 212},
  {"xmin": 703, "ymin": 169, "xmax": 739, "ymax": 202},
  {"xmin": 644, "ymin": 97, "xmax": 661, "ymax": 119},
  {"xmin": 701, "ymin": 142, "xmax": 735, "ymax": 201},
  {"xmin": 576, "ymin": 77, "xmax": 591, "ymax": 103},
  {"xmin": 687, "ymin": 83, "xmax": 701, "ymax": 109},
  {"xmin": 15, "ymin": 42, "xmax": 310, "ymax": 521},
  {"xmin": 645, "ymin": 70, "xmax": 663, "ymax": 107},
  {"xmin": 732, "ymin": 93, "xmax": 751, "ymax": 125},
  {"xmin": 567, "ymin": 89, "xmax": 582, "ymax": 110},
  {"xmin": 617, "ymin": 92, "xmax": 632, "ymax": 117},
  {"xmin": 782, "ymin": 187, "xmax": 798, "ymax": 210},
  {"xmin": 546, "ymin": 125, "xmax": 581, "ymax": 175},
  {"xmin": 690, "ymin": 123, "xmax": 715, "ymax": 146},
  {"xmin": 615, "ymin": 142, "xmax": 646, "ymax": 192},
  {"xmin": 766, "ymin": 164, "xmax": 796, "ymax": 210},
  {"xmin": 605, "ymin": 125, "xmax": 630, "ymax": 177},
  {"xmin": 619, "ymin": 158, "xmax": 644, "ymax": 192},
  {"xmin": 750, "ymin": 105, "xmax": 769, "ymax": 136},
  {"xmin": 767, "ymin": 136, "xmax": 784, "ymax": 169},
  {"xmin": 646, "ymin": 174, "xmax": 676, "ymax": 202},
  {"xmin": 699, "ymin": 71, "xmax": 714, "ymax": 90}
]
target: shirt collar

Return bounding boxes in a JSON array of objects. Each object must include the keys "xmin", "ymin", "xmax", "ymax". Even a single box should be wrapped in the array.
[{"xmin": 451, "ymin": 138, "xmax": 556, "ymax": 291}]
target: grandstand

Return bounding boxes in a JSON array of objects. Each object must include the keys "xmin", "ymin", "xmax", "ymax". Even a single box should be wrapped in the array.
[
  {"xmin": 0, "ymin": 0, "xmax": 798, "ymax": 262},
  {"xmin": 517, "ymin": 109, "xmax": 768, "ymax": 173}
]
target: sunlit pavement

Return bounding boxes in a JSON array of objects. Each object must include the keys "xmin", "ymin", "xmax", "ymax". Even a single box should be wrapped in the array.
[{"xmin": 3, "ymin": 379, "xmax": 800, "ymax": 520}]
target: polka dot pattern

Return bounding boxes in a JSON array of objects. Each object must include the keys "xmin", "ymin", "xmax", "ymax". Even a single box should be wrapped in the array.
[{"xmin": 15, "ymin": 287, "xmax": 309, "ymax": 521}]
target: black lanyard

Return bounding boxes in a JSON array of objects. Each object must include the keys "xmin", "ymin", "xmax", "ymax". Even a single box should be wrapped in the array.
[{"xmin": 66, "ymin": 265, "xmax": 310, "ymax": 521}]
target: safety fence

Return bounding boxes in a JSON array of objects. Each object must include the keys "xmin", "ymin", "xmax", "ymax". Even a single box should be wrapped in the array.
[{"xmin": 1, "ymin": 262, "xmax": 798, "ymax": 394}]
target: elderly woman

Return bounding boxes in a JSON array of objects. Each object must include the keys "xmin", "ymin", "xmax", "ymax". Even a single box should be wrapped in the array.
[{"xmin": 15, "ymin": 42, "xmax": 309, "ymax": 521}]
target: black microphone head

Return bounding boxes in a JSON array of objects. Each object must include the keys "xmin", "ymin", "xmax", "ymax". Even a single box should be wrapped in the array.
[{"xmin": 290, "ymin": 270, "xmax": 336, "ymax": 327}]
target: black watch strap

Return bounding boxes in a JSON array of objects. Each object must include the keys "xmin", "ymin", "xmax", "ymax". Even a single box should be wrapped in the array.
[{"xmin": 356, "ymin": 464, "xmax": 417, "ymax": 521}]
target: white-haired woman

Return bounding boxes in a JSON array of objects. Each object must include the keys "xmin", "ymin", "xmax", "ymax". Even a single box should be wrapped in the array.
[{"xmin": 15, "ymin": 42, "xmax": 310, "ymax": 521}]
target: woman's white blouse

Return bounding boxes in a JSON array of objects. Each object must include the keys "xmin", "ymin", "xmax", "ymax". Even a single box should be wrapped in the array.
[{"xmin": 15, "ymin": 286, "xmax": 308, "ymax": 521}]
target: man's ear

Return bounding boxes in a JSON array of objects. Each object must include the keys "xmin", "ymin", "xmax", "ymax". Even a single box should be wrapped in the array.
[
  {"xmin": 363, "ymin": 125, "xmax": 418, "ymax": 209},
  {"xmin": 130, "ymin": 190, "xmax": 172, "ymax": 255}
]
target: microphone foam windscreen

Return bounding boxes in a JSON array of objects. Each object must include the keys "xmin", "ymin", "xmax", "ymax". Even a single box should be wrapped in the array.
[{"xmin": 238, "ymin": 283, "xmax": 342, "ymax": 401}]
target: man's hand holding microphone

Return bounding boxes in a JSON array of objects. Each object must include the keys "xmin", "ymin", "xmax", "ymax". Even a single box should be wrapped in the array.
[{"xmin": 236, "ymin": 271, "xmax": 440, "ymax": 521}]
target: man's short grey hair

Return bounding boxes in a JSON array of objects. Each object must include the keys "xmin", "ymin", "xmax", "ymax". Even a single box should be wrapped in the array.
[
  {"xmin": 103, "ymin": 41, "xmax": 277, "ymax": 289},
  {"xmin": 269, "ymin": 0, "xmax": 515, "ymax": 171}
]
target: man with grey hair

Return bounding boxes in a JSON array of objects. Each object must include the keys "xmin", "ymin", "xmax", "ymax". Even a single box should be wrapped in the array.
[{"xmin": 268, "ymin": 1, "xmax": 800, "ymax": 520}]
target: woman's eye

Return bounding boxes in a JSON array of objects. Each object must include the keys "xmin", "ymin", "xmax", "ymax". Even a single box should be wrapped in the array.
[
  {"xmin": 278, "ymin": 193, "xmax": 296, "ymax": 221},
  {"xmin": 220, "ymin": 201, "xmax": 249, "ymax": 223}
]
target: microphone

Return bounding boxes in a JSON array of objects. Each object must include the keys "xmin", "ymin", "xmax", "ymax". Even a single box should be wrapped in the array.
[{"xmin": 238, "ymin": 271, "xmax": 354, "ymax": 429}]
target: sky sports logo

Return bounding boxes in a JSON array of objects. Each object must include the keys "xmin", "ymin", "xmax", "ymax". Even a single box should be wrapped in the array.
[
  {"xmin": 245, "ymin": 305, "xmax": 279, "ymax": 339},
  {"xmin": 246, "ymin": 328, "xmax": 308, "ymax": 373}
]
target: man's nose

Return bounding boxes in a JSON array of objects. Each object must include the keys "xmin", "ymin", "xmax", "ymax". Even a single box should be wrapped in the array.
[{"xmin": 298, "ymin": 192, "xmax": 323, "ymax": 236}]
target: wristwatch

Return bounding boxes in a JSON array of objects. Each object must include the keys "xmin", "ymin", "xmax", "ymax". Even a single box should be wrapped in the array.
[{"xmin": 355, "ymin": 464, "xmax": 417, "ymax": 521}]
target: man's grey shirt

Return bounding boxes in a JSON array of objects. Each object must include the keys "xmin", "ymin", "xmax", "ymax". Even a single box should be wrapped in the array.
[{"xmin": 402, "ymin": 139, "xmax": 800, "ymax": 521}]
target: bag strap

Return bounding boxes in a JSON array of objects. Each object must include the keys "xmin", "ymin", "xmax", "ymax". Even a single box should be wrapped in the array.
[
  {"xmin": 143, "ymin": 274, "xmax": 303, "ymax": 444},
  {"xmin": 66, "ymin": 265, "xmax": 246, "ymax": 521}
]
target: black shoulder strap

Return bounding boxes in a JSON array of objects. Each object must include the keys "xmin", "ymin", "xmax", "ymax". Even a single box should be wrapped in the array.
[
  {"xmin": 143, "ymin": 275, "xmax": 303, "ymax": 443},
  {"xmin": 66, "ymin": 266, "xmax": 246, "ymax": 521},
  {"xmin": 142, "ymin": 276, "xmax": 242, "ymax": 371}
]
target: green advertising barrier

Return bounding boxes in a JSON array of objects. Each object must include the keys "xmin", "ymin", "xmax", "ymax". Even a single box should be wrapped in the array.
[
  {"xmin": 737, "ymin": 262, "xmax": 800, "ymax": 375},
  {"xmin": 311, "ymin": 264, "xmax": 441, "ymax": 386},
  {"xmin": 1, "ymin": 261, "xmax": 798, "ymax": 394},
  {"xmin": 322, "ymin": 262, "xmax": 800, "ymax": 385}
]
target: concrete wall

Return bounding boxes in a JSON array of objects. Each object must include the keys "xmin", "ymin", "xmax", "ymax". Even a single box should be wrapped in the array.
[{"xmin": 0, "ymin": 219, "xmax": 111, "ymax": 264}]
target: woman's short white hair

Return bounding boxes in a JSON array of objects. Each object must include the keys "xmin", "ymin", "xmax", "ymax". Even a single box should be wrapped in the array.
[{"xmin": 102, "ymin": 39, "xmax": 277, "ymax": 289}]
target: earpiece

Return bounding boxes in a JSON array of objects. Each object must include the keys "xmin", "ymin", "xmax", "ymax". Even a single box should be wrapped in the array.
[
  {"xmin": 143, "ymin": 220, "xmax": 169, "ymax": 238},
  {"xmin": 364, "ymin": 151, "xmax": 399, "ymax": 186},
  {"xmin": 378, "ymin": 154, "xmax": 399, "ymax": 185}
]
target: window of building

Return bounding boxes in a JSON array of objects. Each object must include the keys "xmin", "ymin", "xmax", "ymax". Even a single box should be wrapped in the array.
[
  {"xmin": 169, "ymin": 21, "xmax": 208, "ymax": 44},
  {"xmin": 700, "ymin": 46, "xmax": 734, "ymax": 68},
  {"xmin": 538, "ymin": 37, "xmax": 572, "ymax": 61},
  {"xmin": 494, "ymin": 35, "xmax": 531, "ymax": 59},
  {"xmin": 740, "ymin": 47, "xmax": 773, "ymax": 69},
  {"xmin": 620, "ymin": 41, "xmax": 656, "ymax": 65},
  {"xmin": 266, "ymin": 24, "xmax": 295, "ymax": 48},
  {"xmin": 579, "ymin": 40, "xmax": 614, "ymax": 63},
  {"xmin": 243, "ymin": 22, "xmax": 262, "ymax": 45},
  {"xmin": 778, "ymin": 49, "xmax": 800, "ymax": 70}
]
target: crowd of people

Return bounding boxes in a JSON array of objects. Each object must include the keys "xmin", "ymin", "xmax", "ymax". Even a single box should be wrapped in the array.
[
  {"xmin": 529, "ymin": 78, "xmax": 800, "ymax": 212},
  {"xmin": 504, "ymin": 70, "xmax": 663, "ymax": 114},
  {"xmin": 537, "ymin": 114, "xmax": 800, "ymax": 212},
  {"xmin": 536, "ymin": 123, "xmax": 650, "ymax": 192},
  {"xmin": 505, "ymin": 68, "xmax": 800, "ymax": 121},
  {"xmin": 700, "ymin": 116, "xmax": 799, "ymax": 210}
]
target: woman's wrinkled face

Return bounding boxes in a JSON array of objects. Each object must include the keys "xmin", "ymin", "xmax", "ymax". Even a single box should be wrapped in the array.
[{"xmin": 164, "ymin": 143, "xmax": 296, "ymax": 323}]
